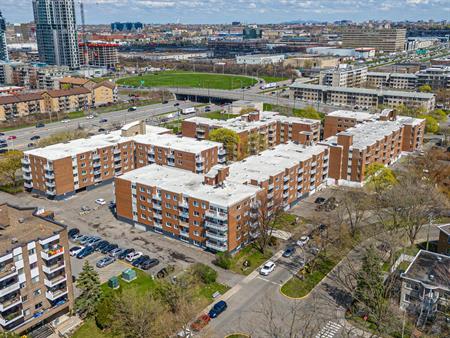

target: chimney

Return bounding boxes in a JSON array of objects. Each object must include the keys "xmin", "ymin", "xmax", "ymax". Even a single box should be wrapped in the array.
[
  {"xmin": 246, "ymin": 111, "xmax": 260, "ymax": 122},
  {"xmin": 204, "ymin": 166, "xmax": 230, "ymax": 186}
]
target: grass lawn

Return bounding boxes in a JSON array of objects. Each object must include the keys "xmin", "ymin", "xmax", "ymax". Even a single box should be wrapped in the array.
[
  {"xmin": 281, "ymin": 254, "xmax": 337, "ymax": 298},
  {"xmin": 100, "ymin": 269, "xmax": 157, "ymax": 298},
  {"xmin": 67, "ymin": 111, "xmax": 85, "ymax": 119},
  {"xmin": 197, "ymin": 281, "xmax": 230, "ymax": 301},
  {"xmin": 117, "ymin": 71, "xmax": 257, "ymax": 90},
  {"xmin": 72, "ymin": 318, "xmax": 112, "ymax": 338},
  {"xmin": 230, "ymin": 244, "xmax": 273, "ymax": 275},
  {"xmin": 226, "ymin": 334, "xmax": 251, "ymax": 338},
  {"xmin": 162, "ymin": 118, "xmax": 183, "ymax": 134},
  {"xmin": 381, "ymin": 244, "xmax": 420, "ymax": 272},
  {"xmin": 201, "ymin": 110, "xmax": 236, "ymax": 120},
  {"xmin": 261, "ymin": 76, "xmax": 288, "ymax": 83},
  {"xmin": 273, "ymin": 213, "xmax": 298, "ymax": 231}
]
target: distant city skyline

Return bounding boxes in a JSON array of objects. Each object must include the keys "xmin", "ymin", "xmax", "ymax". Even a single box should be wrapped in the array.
[{"xmin": 1, "ymin": 0, "xmax": 449, "ymax": 24}]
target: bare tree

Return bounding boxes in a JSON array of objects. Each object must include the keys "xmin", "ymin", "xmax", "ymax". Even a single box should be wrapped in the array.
[
  {"xmin": 253, "ymin": 198, "xmax": 282, "ymax": 254},
  {"xmin": 336, "ymin": 189, "xmax": 371, "ymax": 237}
]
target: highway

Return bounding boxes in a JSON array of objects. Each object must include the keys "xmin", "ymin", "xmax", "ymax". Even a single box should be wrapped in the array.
[{"xmin": 0, "ymin": 100, "xmax": 200, "ymax": 150}]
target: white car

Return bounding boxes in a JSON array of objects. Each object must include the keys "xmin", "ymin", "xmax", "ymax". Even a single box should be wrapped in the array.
[
  {"xmin": 61, "ymin": 119, "xmax": 70, "ymax": 123},
  {"xmin": 86, "ymin": 115, "xmax": 94, "ymax": 119},
  {"xmin": 95, "ymin": 198, "xmax": 106, "ymax": 205},
  {"xmin": 126, "ymin": 251, "xmax": 143, "ymax": 262},
  {"xmin": 260, "ymin": 261, "xmax": 276, "ymax": 276},
  {"xmin": 296, "ymin": 236, "xmax": 310, "ymax": 247},
  {"xmin": 69, "ymin": 246, "xmax": 84, "ymax": 256}
]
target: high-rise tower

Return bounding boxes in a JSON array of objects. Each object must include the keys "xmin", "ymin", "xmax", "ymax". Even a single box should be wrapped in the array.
[{"xmin": 0, "ymin": 10, "xmax": 8, "ymax": 62}]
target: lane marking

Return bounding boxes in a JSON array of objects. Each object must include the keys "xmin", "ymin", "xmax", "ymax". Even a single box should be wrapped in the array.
[{"xmin": 256, "ymin": 276, "xmax": 282, "ymax": 286}]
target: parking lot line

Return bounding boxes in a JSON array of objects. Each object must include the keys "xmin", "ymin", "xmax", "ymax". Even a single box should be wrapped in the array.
[{"xmin": 256, "ymin": 276, "xmax": 282, "ymax": 286}]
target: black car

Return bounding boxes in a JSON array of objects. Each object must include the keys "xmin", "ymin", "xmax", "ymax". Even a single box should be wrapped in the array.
[
  {"xmin": 30, "ymin": 135, "xmax": 40, "ymax": 141},
  {"xmin": 162, "ymin": 100, "xmax": 169, "ymax": 104},
  {"xmin": 101, "ymin": 243, "xmax": 117, "ymax": 254},
  {"xmin": 132, "ymin": 255, "xmax": 149, "ymax": 267},
  {"xmin": 314, "ymin": 197, "xmax": 326, "ymax": 204},
  {"xmin": 0, "ymin": 148, "xmax": 8, "ymax": 154},
  {"xmin": 35, "ymin": 123, "xmax": 45, "ymax": 128},
  {"xmin": 0, "ymin": 133, "xmax": 4, "ymax": 136},
  {"xmin": 318, "ymin": 223, "xmax": 328, "ymax": 232},
  {"xmin": 118, "ymin": 248, "xmax": 134, "ymax": 260},
  {"xmin": 0, "ymin": 143, "xmax": 8, "ymax": 148},
  {"xmin": 76, "ymin": 246, "xmax": 95, "ymax": 259},
  {"xmin": 99, "ymin": 118, "xmax": 108, "ymax": 123},
  {"xmin": 282, "ymin": 246, "xmax": 296, "ymax": 258},
  {"xmin": 68, "ymin": 228, "xmax": 80, "ymax": 238},
  {"xmin": 95, "ymin": 240, "xmax": 110, "ymax": 251},
  {"xmin": 98, "ymin": 128, "xmax": 106, "ymax": 132},
  {"xmin": 174, "ymin": 103, "xmax": 180, "ymax": 106},
  {"xmin": 0, "ymin": 139, "xmax": 6, "ymax": 144},
  {"xmin": 141, "ymin": 258, "xmax": 159, "ymax": 270},
  {"xmin": 27, "ymin": 143, "xmax": 35, "ymax": 148}
]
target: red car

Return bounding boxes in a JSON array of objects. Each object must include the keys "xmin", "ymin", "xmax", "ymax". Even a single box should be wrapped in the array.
[
  {"xmin": 190, "ymin": 314, "xmax": 210, "ymax": 332},
  {"xmin": 7, "ymin": 135, "xmax": 16, "ymax": 140}
]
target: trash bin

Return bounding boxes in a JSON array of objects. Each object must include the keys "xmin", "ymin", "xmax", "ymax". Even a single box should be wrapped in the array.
[
  {"xmin": 121, "ymin": 268, "xmax": 137, "ymax": 282},
  {"xmin": 108, "ymin": 276, "xmax": 119, "ymax": 289}
]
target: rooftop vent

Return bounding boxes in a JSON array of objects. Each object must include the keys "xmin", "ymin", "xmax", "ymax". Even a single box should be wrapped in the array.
[
  {"xmin": 11, "ymin": 237, "xmax": 18, "ymax": 244},
  {"xmin": 18, "ymin": 218, "xmax": 25, "ymax": 223},
  {"xmin": 429, "ymin": 274, "xmax": 434, "ymax": 280}
]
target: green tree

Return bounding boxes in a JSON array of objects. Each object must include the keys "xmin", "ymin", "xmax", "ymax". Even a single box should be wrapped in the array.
[
  {"xmin": 418, "ymin": 84, "xmax": 432, "ymax": 92},
  {"xmin": 430, "ymin": 109, "xmax": 447, "ymax": 121},
  {"xmin": 213, "ymin": 252, "xmax": 232, "ymax": 269},
  {"xmin": 95, "ymin": 296, "xmax": 115, "ymax": 330},
  {"xmin": 191, "ymin": 263, "xmax": 217, "ymax": 284},
  {"xmin": 208, "ymin": 128, "xmax": 240, "ymax": 160},
  {"xmin": 75, "ymin": 261, "xmax": 101, "ymax": 318},
  {"xmin": 365, "ymin": 163, "xmax": 397, "ymax": 192},
  {"xmin": 0, "ymin": 150, "xmax": 23, "ymax": 187},
  {"xmin": 418, "ymin": 114, "xmax": 439, "ymax": 134},
  {"xmin": 293, "ymin": 106, "xmax": 323, "ymax": 120}
]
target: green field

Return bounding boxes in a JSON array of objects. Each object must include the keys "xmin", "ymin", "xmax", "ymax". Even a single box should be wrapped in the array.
[
  {"xmin": 117, "ymin": 71, "xmax": 257, "ymax": 90},
  {"xmin": 261, "ymin": 76, "xmax": 288, "ymax": 83}
]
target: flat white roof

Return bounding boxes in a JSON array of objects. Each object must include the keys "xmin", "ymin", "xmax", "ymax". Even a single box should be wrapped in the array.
[
  {"xmin": 133, "ymin": 133, "xmax": 222, "ymax": 153},
  {"xmin": 225, "ymin": 143, "xmax": 327, "ymax": 184},
  {"xmin": 326, "ymin": 110, "xmax": 376, "ymax": 121},
  {"xmin": 119, "ymin": 164, "xmax": 261, "ymax": 207}
]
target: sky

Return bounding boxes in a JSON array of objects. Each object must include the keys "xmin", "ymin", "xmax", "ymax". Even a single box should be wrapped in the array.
[{"xmin": 2, "ymin": 0, "xmax": 449, "ymax": 24}]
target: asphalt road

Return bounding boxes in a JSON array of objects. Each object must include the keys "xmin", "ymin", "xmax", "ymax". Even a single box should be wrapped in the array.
[{"xmin": 1, "ymin": 100, "xmax": 200, "ymax": 150}]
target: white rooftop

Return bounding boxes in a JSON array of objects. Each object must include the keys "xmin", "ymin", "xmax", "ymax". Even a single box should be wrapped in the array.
[
  {"xmin": 327, "ymin": 110, "xmax": 376, "ymax": 122},
  {"xmin": 120, "ymin": 164, "xmax": 261, "ymax": 207},
  {"xmin": 133, "ymin": 133, "xmax": 222, "ymax": 153},
  {"xmin": 225, "ymin": 143, "xmax": 327, "ymax": 184}
]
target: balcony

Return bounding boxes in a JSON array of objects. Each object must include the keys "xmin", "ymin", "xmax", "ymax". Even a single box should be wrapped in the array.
[
  {"xmin": 24, "ymin": 181, "xmax": 33, "ymax": 189},
  {"xmin": 179, "ymin": 200, "xmax": 189, "ymax": 209},
  {"xmin": 205, "ymin": 231, "xmax": 227, "ymax": 242},
  {"xmin": 21, "ymin": 158, "xmax": 30, "ymax": 165},
  {"xmin": 46, "ymin": 189, "xmax": 56, "ymax": 196},
  {"xmin": 283, "ymin": 192, "xmax": 289, "ymax": 198},
  {"xmin": 0, "ymin": 310, "xmax": 23, "ymax": 327},
  {"xmin": 42, "ymin": 261, "xmax": 65, "ymax": 275},
  {"xmin": 93, "ymin": 162, "xmax": 101, "ymax": 168},
  {"xmin": 45, "ymin": 181, "xmax": 55, "ymax": 188},
  {"xmin": 152, "ymin": 194, "xmax": 161, "ymax": 201},
  {"xmin": 205, "ymin": 221, "xmax": 227, "ymax": 232},
  {"xmin": 218, "ymin": 148, "xmax": 226, "ymax": 156},
  {"xmin": 179, "ymin": 220, "xmax": 189, "ymax": 228},
  {"xmin": 114, "ymin": 163, "xmax": 121, "ymax": 169},
  {"xmin": 22, "ymin": 172, "xmax": 31, "ymax": 179},
  {"xmin": 44, "ymin": 164, "xmax": 53, "ymax": 171},
  {"xmin": 205, "ymin": 210, "xmax": 228, "ymax": 222},
  {"xmin": 41, "ymin": 245, "xmax": 64, "ymax": 260},
  {"xmin": 44, "ymin": 274, "xmax": 67, "ymax": 288},
  {"xmin": 206, "ymin": 241, "xmax": 227, "ymax": 252},
  {"xmin": 44, "ymin": 172, "xmax": 55, "ymax": 179},
  {"xmin": 283, "ymin": 184, "xmax": 289, "ymax": 190},
  {"xmin": 167, "ymin": 153, "xmax": 174, "ymax": 159},
  {"xmin": 0, "ymin": 295, "xmax": 21, "ymax": 312},
  {"xmin": 45, "ymin": 288, "xmax": 68, "ymax": 301},
  {"xmin": 0, "ymin": 282, "xmax": 20, "ymax": 298},
  {"xmin": 22, "ymin": 166, "xmax": 31, "ymax": 173},
  {"xmin": 153, "ymin": 213, "xmax": 162, "ymax": 220},
  {"xmin": 179, "ymin": 211, "xmax": 189, "ymax": 219},
  {"xmin": 94, "ymin": 170, "xmax": 101, "ymax": 175},
  {"xmin": 114, "ymin": 148, "xmax": 121, "ymax": 154},
  {"xmin": 153, "ymin": 204, "xmax": 162, "ymax": 211},
  {"xmin": 92, "ymin": 154, "xmax": 100, "ymax": 160}
]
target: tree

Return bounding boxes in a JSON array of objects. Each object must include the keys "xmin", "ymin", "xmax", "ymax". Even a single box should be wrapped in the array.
[
  {"xmin": 213, "ymin": 252, "xmax": 232, "ymax": 269},
  {"xmin": 111, "ymin": 290, "xmax": 167, "ymax": 338},
  {"xmin": 254, "ymin": 198, "xmax": 282, "ymax": 254},
  {"xmin": 431, "ymin": 109, "xmax": 448, "ymax": 121},
  {"xmin": 293, "ymin": 106, "xmax": 323, "ymax": 120},
  {"xmin": 418, "ymin": 84, "xmax": 432, "ymax": 92},
  {"xmin": 336, "ymin": 189, "xmax": 370, "ymax": 237},
  {"xmin": 364, "ymin": 163, "xmax": 397, "ymax": 192},
  {"xmin": 75, "ymin": 261, "xmax": 101, "ymax": 318},
  {"xmin": 191, "ymin": 263, "xmax": 217, "ymax": 284},
  {"xmin": 95, "ymin": 296, "xmax": 115, "ymax": 330},
  {"xmin": 0, "ymin": 150, "xmax": 23, "ymax": 187},
  {"xmin": 418, "ymin": 114, "xmax": 439, "ymax": 134},
  {"xmin": 208, "ymin": 128, "xmax": 240, "ymax": 161}
]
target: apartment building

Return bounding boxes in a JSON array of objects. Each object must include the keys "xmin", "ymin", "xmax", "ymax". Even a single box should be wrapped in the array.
[
  {"xmin": 289, "ymin": 83, "xmax": 435, "ymax": 112},
  {"xmin": 320, "ymin": 116, "xmax": 425, "ymax": 186},
  {"xmin": 0, "ymin": 11, "xmax": 8, "ymax": 62},
  {"xmin": 416, "ymin": 66, "xmax": 450, "ymax": 90},
  {"xmin": 59, "ymin": 77, "xmax": 117, "ymax": 106},
  {"xmin": 400, "ymin": 250, "xmax": 449, "ymax": 327},
  {"xmin": 79, "ymin": 42, "xmax": 119, "ymax": 68},
  {"xmin": 319, "ymin": 65, "xmax": 368, "ymax": 88},
  {"xmin": 323, "ymin": 110, "xmax": 378, "ymax": 139},
  {"xmin": 23, "ymin": 121, "xmax": 225, "ymax": 199},
  {"xmin": 0, "ymin": 204, "xmax": 74, "ymax": 333},
  {"xmin": 41, "ymin": 87, "xmax": 92, "ymax": 114},
  {"xmin": 182, "ymin": 111, "xmax": 321, "ymax": 160},
  {"xmin": 366, "ymin": 72, "xmax": 417, "ymax": 90},
  {"xmin": 0, "ymin": 93, "xmax": 44, "ymax": 121},
  {"xmin": 115, "ymin": 164, "xmax": 262, "ymax": 253},
  {"xmin": 341, "ymin": 28, "xmax": 406, "ymax": 52},
  {"xmin": 436, "ymin": 224, "xmax": 449, "ymax": 256}
]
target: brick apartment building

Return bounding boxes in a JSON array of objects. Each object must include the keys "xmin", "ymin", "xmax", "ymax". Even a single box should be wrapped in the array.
[
  {"xmin": 115, "ymin": 164, "xmax": 262, "ymax": 253},
  {"xmin": 320, "ymin": 116, "xmax": 425, "ymax": 186},
  {"xmin": 115, "ymin": 141, "xmax": 328, "ymax": 253},
  {"xmin": 79, "ymin": 42, "xmax": 119, "ymax": 68},
  {"xmin": 182, "ymin": 111, "xmax": 321, "ymax": 160},
  {"xmin": 0, "ymin": 204, "xmax": 73, "ymax": 333},
  {"xmin": 58, "ymin": 76, "xmax": 117, "ymax": 107},
  {"xmin": 23, "ymin": 121, "xmax": 225, "ymax": 199},
  {"xmin": 289, "ymin": 83, "xmax": 436, "ymax": 112}
]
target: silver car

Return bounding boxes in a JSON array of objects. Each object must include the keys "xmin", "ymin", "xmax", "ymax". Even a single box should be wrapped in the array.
[{"xmin": 96, "ymin": 256, "xmax": 115, "ymax": 268}]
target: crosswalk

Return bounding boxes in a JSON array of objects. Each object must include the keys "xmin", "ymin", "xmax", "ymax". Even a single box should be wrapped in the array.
[{"xmin": 315, "ymin": 321, "xmax": 342, "ymax": 338}]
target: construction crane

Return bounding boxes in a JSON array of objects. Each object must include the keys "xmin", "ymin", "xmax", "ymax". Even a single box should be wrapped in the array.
[{"xmin": 79, "ymin": 0, "xmax": 88, "ymax": 65}]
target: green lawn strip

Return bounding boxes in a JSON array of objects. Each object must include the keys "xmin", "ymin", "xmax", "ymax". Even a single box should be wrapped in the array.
[
  {"xmin": 226, "ymin": 334, "xmax": 251, "ymax": 338},
  {"xmin": 381, "ymin": 244, "xmax": 420, "ymax": 272},
  {"xmin": 261, "ymin": 76, "xmax": 288, "ymax": 83},
  {"xmin": 117, "ymin": 71, "xmax": 257, "ymax": 90},
  {"xmin": 201, "ymin": 110, "xmax": 236, "ymax": 120},
  {"xmin": 100, "ymin": 269, "xmax": 157, "ymax": 298},
  {"xmin": 67, "ymin": 111, "xmax": 85, "ymax": 119},
  {"xmin": 281, "ymin": 254, "xmax": 338, "ymax": 298},
  {"xmin": 272, "ymin": 212, "xmax": 297, "ymax": 230},
  {"xmin": 72, "ymin": 318, "xmax": 112, "ymax": 338},
  {"xmin": 230, "ymin": 244, "xmax": 273, "ymax": 275},
  {"xmin": 196, "ymin": 281, "xmax": 230, "ymax": 301}
]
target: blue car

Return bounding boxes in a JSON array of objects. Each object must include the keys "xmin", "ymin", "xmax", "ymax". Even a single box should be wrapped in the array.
[
  {"xmin": 76, "ymin": 246, "xmax": 95, "ymax": 259},
  {"xmin": 208, "ymin": 300, "xmax": 227, "ymax": 319}
]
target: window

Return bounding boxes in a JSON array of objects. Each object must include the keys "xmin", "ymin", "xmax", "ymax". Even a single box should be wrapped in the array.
[
  {"xmin": 13, "ymin": 254, "xmax": 22, "ymax": 262},
  {"xmin": 140, "ymin": 205, "xmax": 146, "ymax": 211},
  {"xmin": 165, "ymin": 203, "xmax": 171, "ymax": 208},
  {"xmin": 140, "ymin": 187, "xmax": 145, "ymax": 192},
  {"xmin": 35, "ymin": 302, "xmax": 43, "ymax": 310},
  {"xmin": 193, "ymin": 230, "xmax": 199, "ymax": 236},
  {"xmin": 201, "ymin": 202, "xmax": 206, "ymax": 209},
  {"xmin": 165, "ymin": 222, "xmax": 172, "ymax": 227},
  {"xmin": 193, "ymin": 220, "xmax": 199, "ymax": 226},
  {"xmin": 193, "ymin": 201, "xmax": 199, "ymax": 207},
  {"xmin": 173, "ymin": 195, "xmax": 177, "ymax": 201},
  {"xmin": 28, "ymin": 248, "xmax": 36, "ymax": 255},
  {"xmin": 165, "ymin": 193, "xmax": 171, "ymax": 199},
  {"xmin": 139, "ymin": 196, "xmax": 146, "ymax": 201},
  {"xmin": 31, "ymin": 276, "xmax": 39, "ymax": 284},
  {"xmin": 30, "ymin": 262, "xmax": 37, "ymax": 269},
  {"xmin": 24, "ymin": 309, "xmax": 30, "ymax": 316},
  {"xmin": 33, "ymin": 289, "xmax": 41, "ymax": 296},
  {"xmin": 194, "ymin": 211, "xmax": 200, "ymax": 217},
  {"xmin": 141, "ymin": 214, "xmax": 146, "ymax": 220},
  {"xmin": 18, "ymin": 268, "xmax": 24, "ymax": 275},
  {"xmin": 22, "ymin": 295, "xmax": 28, "ymax": 303}
]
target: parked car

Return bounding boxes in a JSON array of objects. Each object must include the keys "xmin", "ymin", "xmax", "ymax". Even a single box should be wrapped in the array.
[
  {"xmin": 190, "ymin": 314, "xmax": 211, "ymax": 332},
  {"xmin": 208, "ymin": 301, "xmax": 227, "ymax": 318},
  {"xmin": 85, "ymin": 115, "xmax": 94, "ymax": 119},
  {"xmin": 61, "ymin": 119, "xmax": 70, "ymax": 123},
  {"xmin": 314, "ymin": 197, "xmax": 326, "ymax": 204},
  {"xmin": 95, "ymin": 198, "xmax": 106, "ymax": 205},
  {"xmin": 30, "ymin": 135, "xmax": 40, "ymax": 141},
  {"xmin": 162, "ymin": 100, "xmax": 169, "ymax": 104},
  {"xmin": 78, "ymin": 235, "xmax": 92, "ymax": 245},
  {"xmin": 7, "ymin": 135, "xmax": 16, "ymax": 140},
  {"xmin": 95, "ymin": 240, "xmax": 110, "ymax": 252},
  {"xmin": 99, "ymin": 118, "xmax": 108, "ymax": 123},
  {"xmin": 282, "ymin": 246, "xmax": 296, "ymax": 258},
  {"xmin": 309, "ymin": 246, "xmax": 320, "ymax": 256},
  {"xmin": 260, "ymin": 261, "xmax": 276, "ymax": 276},
  {"xmin": 101, "ymin": 243, "xmax": 118, "ymax": 254},
  {"xmin": 141, "ymin": 258, "xmax": 160, "ymax": 270},
  {"xmin": 128, "ymin": 106, "xmax": 137, "ymax": 111},
  {"xmin": 132, "ymin": 255, "xmax": 150, "ymax": 267},
  {"xmin": 71, "ymin": 233, "xmax": 83, "ymax": 242},
  {"xmin": 35, "ymin": 123, "xmax": 45, "ymax": 128},
  {"xmin": 98, "ymin": 128, "xmax": 106, "ymax": 132},
  {"xmin": 81, "ymin": 206, "xmax": 91, "ymax": 212},
  {"xmin": 174, "ymin": 103, "xmax": 180, "ymax": 106},
  {"xmin": 69, "ymin": 246, "xmax": 84, "ymax": 256},
  {"xmin": 87, "ymin": 237, "xmax": 102, "ymax": 246},
  {"xmin": 68, "ymin": 228, "xmax": 80, "ymax": 238},
  {"xmin": 0, "ymin": 139, "xmax": 6, "ymax": 144},
  {"xmin": 296, "ymin": 236, "xmax": 310, "ymax": 247},
  {"xmin": 27, "ymin": 143, "xmax": 35, "ymax": 148},
  {"xmin": 126, "ymin": 251, "xmax": 143, "ymax": 262},
  {"xmin": 118, "ymin": 248, "xmax": 134, "ymax": 260},
  {"xmin": 0, "ymin": 143, "xmax": 7, "ymax": 149},
  {"xmin": 109, "ymin": 248, "xmax": 124, "ymax": 258},
  {"xmin": 96, "ymin": 256, "xmax": 115, "ymax": 268},
  {"xmin": 76, "ymin": 246, "xmax": 95, "ymax": 259}
]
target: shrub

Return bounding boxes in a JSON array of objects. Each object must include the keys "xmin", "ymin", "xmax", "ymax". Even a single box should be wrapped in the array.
[
  {"xmin": 213, "ymin": 252, "xmax": 232, "ymax": 270},
  {"xmin": 95, "ymin": 296, "xmax": 115, "ymax": 330},
  {"xmin": 192, "ymin": 263, "xmax": 218, "ymax": 284}
]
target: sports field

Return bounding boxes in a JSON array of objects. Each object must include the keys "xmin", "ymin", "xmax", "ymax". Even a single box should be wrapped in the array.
[{"xmin": 117, "ymin": 71, "xmax": 257, "ymax": 90}]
